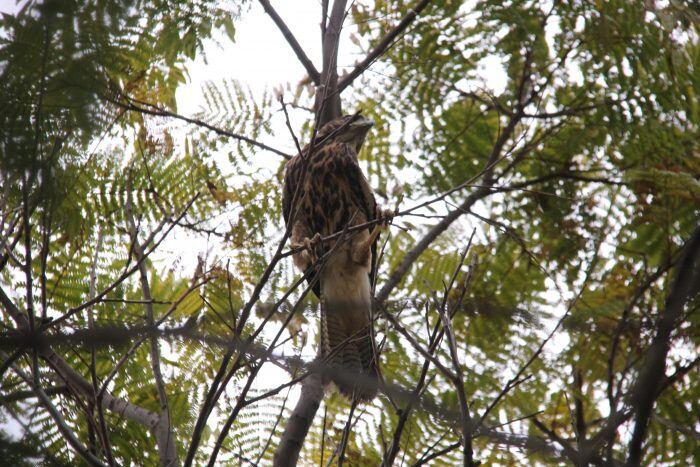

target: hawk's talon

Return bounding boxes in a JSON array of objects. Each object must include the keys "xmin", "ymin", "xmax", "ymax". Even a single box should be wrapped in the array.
[
  {"xmin": 292, "ymin": 233, "xmax": 323, "ymax": 265},
  {"xmin": 377, "ymin": 208, "xmax": 394, "ymax": 228},
  {"xmin": 351, "ymin": 208, "xmax": 393, "ymax": 265},
  {"xmin": 305, "ymin": 233, "xmax": 323, "ymax": 264}
]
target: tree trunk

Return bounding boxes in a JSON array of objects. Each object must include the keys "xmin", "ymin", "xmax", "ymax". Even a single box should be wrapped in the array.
[
  {"xmin": 274, "ymin": 2, "xmax": 348, "ymax": 465},
  {"xmin": 314, "ymin": 0, "xmax": 347, "ymax": 125}
]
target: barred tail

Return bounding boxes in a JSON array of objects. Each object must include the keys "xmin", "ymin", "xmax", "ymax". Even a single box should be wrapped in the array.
[{"xmin": 320, "ymin": 280, "xmax": 380, "ymax": 401}]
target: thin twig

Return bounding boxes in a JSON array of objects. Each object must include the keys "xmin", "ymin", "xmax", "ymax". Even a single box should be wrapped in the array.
[
  {"xmin": 107, "ymin": 95, "xmax": 291, "ymax": 159},
  {"xmin": 5, "ymin": 351, "xmax": 108, "ymax": 467},
  {"xmin": 259, "ymin": 0, "xmax": 320, "ymax": 84},
  {"xmin": 87, "ymin": 228, "xmax": 115, "ymax": 466},
  {"xmin": 124, "ymin": 172, "xmax": 178, "ymax": 466},
  {"xmin": 337, "ymin": 0, "xmax": 434, "ymax": 93}
]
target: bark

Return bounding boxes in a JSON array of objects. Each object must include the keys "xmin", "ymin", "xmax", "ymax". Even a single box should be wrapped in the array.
[
  {"xmin": 626, "ymin": 225, "xmax": 700, "ymax": 466},
  {"xmin": 314, "ymin": 0, "xmax": 347, "ymax": 124},
  {"xmin": 259, "ymin": 0, "xmax": 320, "ymax": 84},
  {"xmin": 273, "ymin": 372, "xmax": 324, "ymax": 467}
]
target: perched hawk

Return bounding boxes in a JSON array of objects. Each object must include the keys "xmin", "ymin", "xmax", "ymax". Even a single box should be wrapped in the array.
[{"xmin": 282, "ymin": 114, "xmax": 384, "ymax": 401}]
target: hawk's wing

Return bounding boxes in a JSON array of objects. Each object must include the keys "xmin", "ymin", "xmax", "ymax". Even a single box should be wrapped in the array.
[
  {"xmin": 282, "ymin": 154, "xmax": 322, "ymax": 297},
  {"xmin": 281, "ymin": 155, "xmax": 297, "ymax": 227},
  {"xmin": 336, "ymin": 144, "xmax": 378, "ymax": 289}
]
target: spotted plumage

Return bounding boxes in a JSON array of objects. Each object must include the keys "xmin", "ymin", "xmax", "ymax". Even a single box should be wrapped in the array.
[{"xmin": 282, "ymin": 114, "xmax": 381, "ymax": 401}]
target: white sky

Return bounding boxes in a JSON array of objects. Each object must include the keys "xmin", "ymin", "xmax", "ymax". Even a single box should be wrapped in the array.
[{"xmin": 180, "ymin": 2, "xmax": 328, "ymax": 112}]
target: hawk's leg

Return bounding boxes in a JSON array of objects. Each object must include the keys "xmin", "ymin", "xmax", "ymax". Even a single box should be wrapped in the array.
[
  {"xmin": 351, "ymin": 209, "xmax": 394, "ymax": 265},
  {"xmin": 291, "ymin": 232, "xmax": 323, "ymax": 265}
]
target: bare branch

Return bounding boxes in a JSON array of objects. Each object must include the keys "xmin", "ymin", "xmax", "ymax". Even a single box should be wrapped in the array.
[
  {"xmin": 107, "ymin": 95, "xmax": 292, "ymax": 160},
  {"xmin": 273, "ymin": 372, "xmax": 324, "ymax": 467},
  {"xmin": 437, "ymin": 246, "xmax": 475, "ymax": 466},
  {"xmin": 626, "ymin": 225, "xmax": 700, "ymax": 466},
  {"xmin": 335, "ymin": 400, "xmax": 358, "ymax": 466},
  {"xmin": 259, "ymin": 0, "xmax": 321, "ymax": 84},
  {"xmin": 5, "ymin": 353, "xmax": 108, "ymax": 467},
  {"xmin": 337, "ymin": 0, "xmax": 434, "ymax": 93},
  {"xmin": 125, "ymin": 175, "xmax": 178, "ymax": 467},
  {"xmin": 0, "ymin": 384, "xmax": 68, "ymax": 404},
  {"xmin": 21, "ymin": 177, "xmax": 35, "ymax": 331},
  {"xmin": 87, "ymin": 228, "xmax": 116, "ymax": 466},
  {"xmin": 314, "ymin": 0, "xmax": 349, "ymax": 123},
  {"xmin": 412, "ymin": 441, "xmax": 461, "ymax": 466}
]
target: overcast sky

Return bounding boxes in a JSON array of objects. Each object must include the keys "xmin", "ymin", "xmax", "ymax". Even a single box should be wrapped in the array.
[
  {"xmin": 178, "ymin": 1, "xmax": 362, "ymax": 130},
  {"xmin": 182, "ymin": 2, "xmax": 333, "ymax": 105}
]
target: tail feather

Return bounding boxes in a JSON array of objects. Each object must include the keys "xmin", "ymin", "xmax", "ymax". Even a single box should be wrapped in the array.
[
  {"xmin": 319, "ymin": 250, "xmax": 380, "ymax": 402},
  {"xmin": 321, "ymin": 299, "xmax": 379, "ymax": 401}
]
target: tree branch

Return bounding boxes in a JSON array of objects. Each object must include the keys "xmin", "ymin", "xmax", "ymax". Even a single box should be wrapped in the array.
[
  {"xmin": 0, "ymin": 384, "xmax": 67, "ymax": 404},
  {"xmin": 273, "ymin": 372, "xmax": 324, "ymax": 467},
  {"xmin": 125, "ymin": 176, "xmax": 178, "ymax": 467},
  {"xmin": 437, "ymin": 253, "xmax": 475, "ymax": 466},
  {"xmin": 314, "ymin": 0, "xmax": 348, "ymax": 123},
  {"xmin": 107, "ymin": 95, "xmax": 292, "ymax": 160},
  {"xmin": 337, "ymin": 0, "xmax": 434, "ymax": 93},
  {"xmin": 626, "ymin": 224, "xmax": 700, "ymax": 466},
  {"xmin": 376, "ymin": 98, "xmax": 524, "ymax": 302},
  {"xmin": 5, "ymin": 352, "xmax": 108, "ymax": 467},
  {"xmin": 0, "ymin": 286, "xmax": 174, "ymax": 464},
  {"xmin": 259, "ymin": 0, "xmax": 320, "ymax": 84},
  {"xmin": 86, "ymin": 228, "xmax": 116, "ymax": 466}
]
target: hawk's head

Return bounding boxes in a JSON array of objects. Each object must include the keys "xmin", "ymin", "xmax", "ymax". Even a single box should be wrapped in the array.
[{"xmin": 317, "ymin": 114, "xmax": 374, "ymax": 152}]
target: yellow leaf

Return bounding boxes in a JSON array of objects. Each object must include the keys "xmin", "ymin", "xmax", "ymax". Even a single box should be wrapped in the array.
[{"xmin": 206, "ymin": 180, "xmax": 237, "ymax": 205}]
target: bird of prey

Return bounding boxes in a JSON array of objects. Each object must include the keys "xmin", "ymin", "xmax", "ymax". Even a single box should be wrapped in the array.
[{"xmin": 282, "ymin": 114, "xmax": 386, "ymax": 401}]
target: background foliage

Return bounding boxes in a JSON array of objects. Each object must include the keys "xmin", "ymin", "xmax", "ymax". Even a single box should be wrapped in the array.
[{"xmin": 0, "ymin": 0, "xmax": 698, "ymax": 465}]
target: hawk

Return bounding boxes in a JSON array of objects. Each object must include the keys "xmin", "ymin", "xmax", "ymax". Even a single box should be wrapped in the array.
[{"xmin": 282, "ymin": 114, "xmax": 385, "ymax": 401}]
